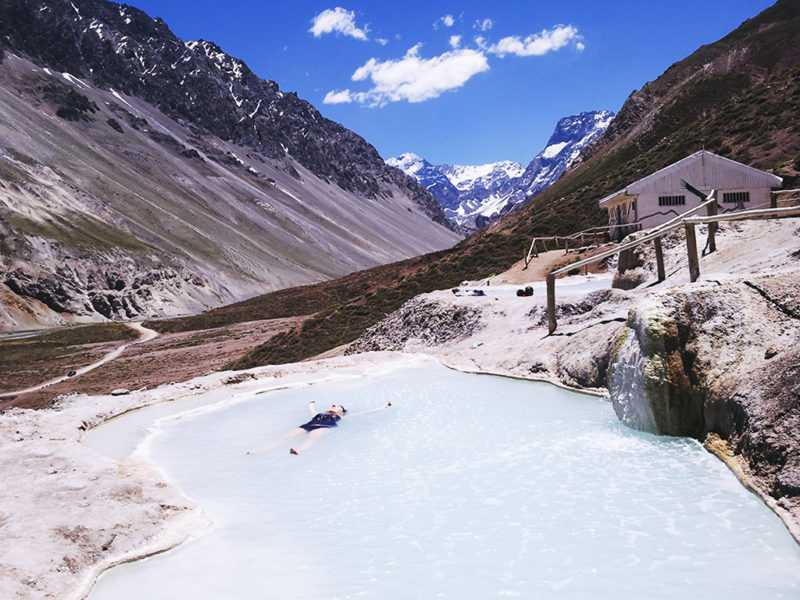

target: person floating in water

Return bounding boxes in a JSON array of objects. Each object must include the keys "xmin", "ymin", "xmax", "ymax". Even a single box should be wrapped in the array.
[
  {"xmin": 290, "ymin": 402, "xmax": 347, "ymax": 455},
  {"xmin": 247, "ymin": 400, "xmax": 391, "ymax": 457},
  {"xmin": 299, "ymin": 402, "xmax": 347, "ymax": 431}
]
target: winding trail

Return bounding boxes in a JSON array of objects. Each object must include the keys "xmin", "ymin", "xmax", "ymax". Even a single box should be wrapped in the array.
[{"xmin": 0, "ymin": 322, "xmax": 160, "ymax": 399}]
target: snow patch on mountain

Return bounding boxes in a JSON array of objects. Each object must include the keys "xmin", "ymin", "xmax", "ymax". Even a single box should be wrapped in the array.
[{"xmin": 542, "ymin": 142, "xmax": 568, "ymax": 159}]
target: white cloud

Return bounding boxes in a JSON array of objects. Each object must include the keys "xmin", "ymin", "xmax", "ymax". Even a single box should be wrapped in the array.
[
  {"xmin": 487, "ymin": 25, "xmax": 581, "ymax": 57},
  {"xmin": 434, "ymin": 14, "xmax": 455, "ymax": 29},
  {"xmin": 328, "ymin": 43, "xmax": 489, "ymax": 107},
  {"xmin": 473, "ymin": 18, "xmax": 493, "ymax": 32},
  {"xmin": 323, "ymin": 89, "xmax": 355, "ymax": 104},
  {"xmin": 309, "ymin": 7, "xmax": 369, "ymax": 41},
  {"xmin": 323, "ymin": 23, "xmax": 585, "ymax": 108},
  {"xmin": 376, "ymin": 37, "xmax": 389, "ymax": 46}
]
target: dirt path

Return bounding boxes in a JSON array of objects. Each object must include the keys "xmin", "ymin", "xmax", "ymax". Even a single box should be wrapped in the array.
[
  {"xmin": 0, "ymin": 322, "xmax": 159, "ymax": 399},
  {"xmin": 472, "ymin": 250, "xmax": 586, "ymax": 285}
]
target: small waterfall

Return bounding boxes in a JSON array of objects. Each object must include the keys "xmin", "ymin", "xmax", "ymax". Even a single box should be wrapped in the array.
[
  {"xmin": 608, "ymin": 328, "xmax": 659, "ymax": 433},
  {"xmin": 607, "ymin": 305, "xmax": 705, "ymax": 439}
]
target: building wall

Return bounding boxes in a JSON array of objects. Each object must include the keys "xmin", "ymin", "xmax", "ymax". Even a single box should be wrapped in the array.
[
  {"xmin": 602, "ymin": 152, "xmax": 782, "ymax": 233},
  {"xmin": 636, "ymin": 187, "xmax": 773, "ymax": 229}
]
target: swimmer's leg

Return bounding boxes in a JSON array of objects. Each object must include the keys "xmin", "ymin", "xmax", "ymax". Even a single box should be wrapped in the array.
[
  {"xmin": 291, "ymin": 428, "xmax": 328, "ymax": 454},
  {"xmin": 247, "ymin": 428, "xmax": 305, "ymax": 455}
]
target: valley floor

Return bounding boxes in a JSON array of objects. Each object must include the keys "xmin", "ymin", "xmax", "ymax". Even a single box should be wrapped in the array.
[{"xmin": 0, "ymin": 316, "xmax": 301, "ymax": 410}]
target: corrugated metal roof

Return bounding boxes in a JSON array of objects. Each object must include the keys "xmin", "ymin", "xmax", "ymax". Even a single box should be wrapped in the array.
[{"xmin": 598, "ymin": 151, "xmax": 783, "ymax": 207}]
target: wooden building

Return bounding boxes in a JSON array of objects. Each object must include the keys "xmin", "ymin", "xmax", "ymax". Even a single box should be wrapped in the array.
[{"xmin": 599, "ymin": 150, "xmax": 783, "ymax": 236}]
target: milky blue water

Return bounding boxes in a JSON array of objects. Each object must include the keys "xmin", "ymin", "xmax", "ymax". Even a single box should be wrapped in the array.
[{"xmin": 89, "ymin": 364, "xmax": 800, "ymax": 599}]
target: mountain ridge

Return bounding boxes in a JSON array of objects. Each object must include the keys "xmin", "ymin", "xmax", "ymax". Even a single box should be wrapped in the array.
[
  {"xmin": 388, "ymin": 110, "xmax": 614, "ymax": 230},
  {"xmin": 0, "ymin": 0, "xmax": 460, "ymax": 330},
  {"xmin": 0, "ymin": 0, "xmax": 452, "ymax": 227}
]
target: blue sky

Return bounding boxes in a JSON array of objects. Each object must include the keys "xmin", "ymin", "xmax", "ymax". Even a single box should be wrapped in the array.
[{"xmin": 130, "ymin": 0, "xmax": 773, "ymax": 165}]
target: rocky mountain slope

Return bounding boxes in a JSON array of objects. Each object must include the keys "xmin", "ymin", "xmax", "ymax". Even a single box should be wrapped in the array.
[
  {"xmin": 388, "ymin": 111, "xmax": 613, "ymax": 230},
  {"xmin": 0, "ymin": 0, "xmax": 459, "ymax": 330}
]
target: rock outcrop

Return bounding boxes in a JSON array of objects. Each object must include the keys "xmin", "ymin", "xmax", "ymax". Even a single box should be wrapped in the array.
[
  {"xmin": 607, "ymin": 273, "xmax": 800, "ymax": 525},
  {"xmin": 346, "ymin": 298, "xmax": 483, "ymax": 354}
]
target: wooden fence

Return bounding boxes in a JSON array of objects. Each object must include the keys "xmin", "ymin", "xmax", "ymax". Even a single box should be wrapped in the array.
[{"xmin": 544, "ymin": 195, "xmax": 800, "ymax": 333}]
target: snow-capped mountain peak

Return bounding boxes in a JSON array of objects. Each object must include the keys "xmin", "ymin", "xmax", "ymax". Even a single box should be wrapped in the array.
[
  {"xmin": 517, "ymin": 110, "xmax": 615, "ymax": 198},
  {"xmin": 444, "ymin": 161, "xmax": 524, "ymax": 190},
  {"xmin": 389, "ymin": 109, "xmax": 614, "ymax": 230},
  {"xmin": 386, "ymin": 152, "xmax": 425, "ymax": 176}
]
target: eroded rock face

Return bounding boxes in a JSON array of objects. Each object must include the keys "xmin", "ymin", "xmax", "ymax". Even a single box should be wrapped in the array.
[
  {"xmin": 346, "ymin": 298, "xmax": 483, "ymax": 354},
  {"xmin": 612, "ymin": 268, "xmax": 649, "ymax": 290},
  {"xmin": 607, "ymin": 294, "xmax": 705, "ymax": 437},
  {"xmin": 607, "ymin": 273, "xmax": 800, "ymax": 510},
  {"xmin": 2, "ymin": 261, "xmax": 209, "ymax": 322},
  {"xmin": 528, "ymin": 289, "xmax": 630, "ymax": 327}
]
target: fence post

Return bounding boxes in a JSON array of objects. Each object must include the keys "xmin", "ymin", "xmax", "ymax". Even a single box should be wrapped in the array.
[
  {"xmin": 771, "ymin": 193, "xmax": 778, "ymax": 209},
  {"xmin": 706, "ymin": 191, "xmax": 718, "ymax": 254},
  {"xmin": 654, "ymin": 237, "xmax": 666, "ymax": 282},
  {"xmin": 685, "ymin": 222, "xmax": 700, "ymax": 282},
  {"xmin": 546, "ymin": 273, "xmax": 557, "ymax": 334}
]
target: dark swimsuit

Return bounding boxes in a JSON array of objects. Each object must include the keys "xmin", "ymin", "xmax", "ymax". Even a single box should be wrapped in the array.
[{"xmin": 300, "ymin": 412, "xmax": 341, "ymax": 432}]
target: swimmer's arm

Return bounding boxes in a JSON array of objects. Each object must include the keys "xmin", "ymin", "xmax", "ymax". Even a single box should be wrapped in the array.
[
  {"xmin": 308, "ymin": 400, "xmax": 317, "ymax": 417},
  {"xmin": 347, "ymin": 402, "xmax": 393, "ymax": 418}
]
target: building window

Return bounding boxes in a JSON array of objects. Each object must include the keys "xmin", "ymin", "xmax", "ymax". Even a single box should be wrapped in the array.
[
  {"xmin": 722, "ymin": 191, "xmax": 750, "ymax": 204},
  {"xmin": 658, "ymin": 195, "xmax": 686, "ymax": 207}
]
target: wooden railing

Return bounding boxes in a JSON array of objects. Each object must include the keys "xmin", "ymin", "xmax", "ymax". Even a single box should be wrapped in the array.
[
  {"xmin": 772, "ymin": 188, "xmax": 800, "ymax": 208},
  {"xmin": 544, "ymin": 194, "xmax": 800, "ymax": 333},
  {"xmin": 526, "ymin": 189, "xmax": 800, "ymax": 270},
  {"xmin": 523, "ymin": 226, "xmax": 612, "ymax": 268},
  {"xmin": 682, "ymin": 205, "xmax": 800, "ymax": 280},
  {"xmin": 545, "ymin": 191, "xmax": 720, "ymax": 333}
]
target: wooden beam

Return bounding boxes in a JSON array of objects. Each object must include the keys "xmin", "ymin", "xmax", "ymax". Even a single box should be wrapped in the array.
[
  {"xmin": 684, "ymin": 205, "xmax": 800, "ymax": 225},
  {"xmin": 706, "ymin": 191, "xmax": 718, "ymax": 254},
  {"xmin": 654, "ymin": 237, "xmax": 666, "ymax": 282},
  {"xmin": 546, "ymin": 273, "xmax": 557, "ymax": 334},
  {"xmin": 685, "ymin": 222, "xmax": 700, "ymax": 282}
]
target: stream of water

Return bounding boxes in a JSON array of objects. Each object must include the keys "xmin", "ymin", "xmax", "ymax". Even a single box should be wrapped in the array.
[{"xmin": 88, "ymin": 364, "xmax": 800, "ymax": 599}]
